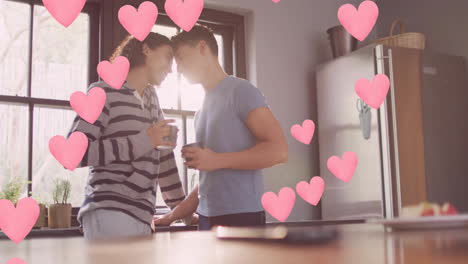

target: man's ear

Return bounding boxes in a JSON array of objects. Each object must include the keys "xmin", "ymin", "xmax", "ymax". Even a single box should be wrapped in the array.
[
  {"xmin": 142, "ymin": 43, "xmax": 150, "ymax": 55},
  {"xmin": 198, "ymin": 40, "xmax": 208, "ymax": 55}
]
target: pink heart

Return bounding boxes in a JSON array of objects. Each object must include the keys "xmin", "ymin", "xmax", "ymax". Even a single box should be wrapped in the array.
[
  {"xmin": 49, "ymin": 131, "xmax": 88, "ymax": 171},
  {"xmin": 290, "ymin": 119, "xmax": 315, "ymax": 145},
  {"xmin": 5, "ymin": 258, "xmax": 26, "ymax": 264},
  {"xmin": 296, "ymin": 176, "xmax": 325, "ymax": 206},
  {"xmin": 70, "ymin": 87, "xmax": 106, "ymax": 124},
  {"xmin": 338, "ymin": 0, "xmax": 379, "ymax": 41},
  {"xmin": 42, "ymin": 0, "xmax": 86, "ymax": 28},
  {"xmin": 272, "ymin": 0, "xmax": 281, "ymax": 3},
  {"xmin": 261, "ymin": 187, "xmax": 295, "ymax": 222},
  {"xmin": 0, "ymin": 198, "xmax": 39, "ymax": 244},
  {"xmin": 97, "ymin": 56, "xmax": 130, "ymax": 90},
  {"xmin": 355, "ymin": 74, "xmax": 390, "ymax": 109},
  {"xmin": 118, "ymin": 1, "xmax": 158, "ymax": 41},
  {"xmin": 165, "ymin": 0, "xmax": 204, "ymax": 32},
  {"xmin": 327, "ymin": 152, "xmax": 358, "ymax": 182}
]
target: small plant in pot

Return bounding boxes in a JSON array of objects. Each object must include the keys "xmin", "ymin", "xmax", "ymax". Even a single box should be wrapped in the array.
[
  {"xmin": 48, "ymin": 178, "xmax": 72, "ymax": 229},
  {"xmin": 0, "ymin": 176, "xmax": 29, "ymax": 205},
  {"xmin": 30, "ymin": 192, "xmax": 49, "ymax": 229}
]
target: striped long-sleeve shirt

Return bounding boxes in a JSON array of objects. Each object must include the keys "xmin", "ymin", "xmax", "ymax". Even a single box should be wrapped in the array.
[{"xmin": 66, "ymin": 80, "xmax": 185, "ymax": 228}]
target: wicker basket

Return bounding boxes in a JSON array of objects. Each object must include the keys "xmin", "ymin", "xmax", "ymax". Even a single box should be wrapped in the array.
[{"xmin": 373, "ymin": 20, "xmax": 425, "ymax": 50}]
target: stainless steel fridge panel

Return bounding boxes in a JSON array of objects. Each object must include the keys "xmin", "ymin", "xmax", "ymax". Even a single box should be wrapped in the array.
[{"xmin": 316, "ymin": 45, "xmax": 385, "ymax": 220}]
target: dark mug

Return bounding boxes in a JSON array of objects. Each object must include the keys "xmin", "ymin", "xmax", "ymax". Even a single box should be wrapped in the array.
[{"xmin": 182, "ymin": 142, "xmax": 204, "ymax": 162}]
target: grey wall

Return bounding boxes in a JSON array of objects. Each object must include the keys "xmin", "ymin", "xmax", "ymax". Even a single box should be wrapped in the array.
[{"xmin": 378, "ymin": 0, "xmax": 468, "ymax": 61}]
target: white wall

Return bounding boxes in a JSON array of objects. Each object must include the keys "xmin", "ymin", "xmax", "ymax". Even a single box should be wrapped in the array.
[{"xmin": 205, "ymin": 0, "xmax": 348, "ymax": 221}]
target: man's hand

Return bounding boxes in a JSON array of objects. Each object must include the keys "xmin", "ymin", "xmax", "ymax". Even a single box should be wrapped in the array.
[
  {"xmin": 182, "ymin": 146, "xmax": 221, "ymax": 171},
  {"xmin": 153, "ymin": 213, "xmax": 199, "ymax": 226},
  {"xmin": 146, "ymin": 119, "xmax": 178, "ymax": 148},
  {"xmin": 190, "ymin": 214, "xmax": 199, "ymax": 225},
  {"xmin": 153, "ymin": 213, "xmax": 175, "ymax": 226}
]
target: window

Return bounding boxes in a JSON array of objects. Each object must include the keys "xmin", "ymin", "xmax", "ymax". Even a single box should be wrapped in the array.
[
  {"xmin": 0, "ymin": 0, "xmax": 99, "ymax": 207},
  {"xmin": 151, "ymin": 19, "xmax": 233, "ymax": 206},
  {"xmin": 0, "ymin": 0, "xmax": 246, "ymax": 211}
]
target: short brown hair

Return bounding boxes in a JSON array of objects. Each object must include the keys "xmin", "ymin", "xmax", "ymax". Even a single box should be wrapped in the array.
[
  {"xmin": 171, "ymin": 24, "xmax": 218, "ymax": 57},
  {"xmin": 109, "ymin": 32, "xmax": 171, "ymax": 69}
]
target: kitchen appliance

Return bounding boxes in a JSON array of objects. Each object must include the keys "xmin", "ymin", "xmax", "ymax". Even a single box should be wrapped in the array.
[{"xmin": 316, "ymin": 44, "xmax": 468, "ymax": 220}]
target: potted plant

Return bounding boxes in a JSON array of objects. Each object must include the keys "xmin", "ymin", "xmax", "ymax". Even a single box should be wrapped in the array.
[
  {"xmin": 48, "ymin": 178, "xmax": 72, "ymax": 229},
  {"xmin": 0, "ymin": 176, "xmax": 28, "ymax": 205},
  {"xmin": 30, "ymin": 191, "xmax": 49, "ymax": 229}
]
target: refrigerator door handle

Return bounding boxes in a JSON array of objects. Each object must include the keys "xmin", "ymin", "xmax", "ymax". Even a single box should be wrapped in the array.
[{"xmin": 375, "ymin": 45, "xmax": 402, "ymax": 218}]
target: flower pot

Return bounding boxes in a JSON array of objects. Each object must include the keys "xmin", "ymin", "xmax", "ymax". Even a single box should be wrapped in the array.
[
  {"xmin": 48, "ymin": 204, "xmax": 72, "ymax": 228},
  {"xmin": 34, "ymin": 204, "xmax": 47, "ymax": 229}
]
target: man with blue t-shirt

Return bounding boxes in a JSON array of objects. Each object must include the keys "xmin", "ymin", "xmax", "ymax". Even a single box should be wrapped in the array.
[{"xmin": 153, "ymin": 25, "xmax": 288, "ymax": 230}]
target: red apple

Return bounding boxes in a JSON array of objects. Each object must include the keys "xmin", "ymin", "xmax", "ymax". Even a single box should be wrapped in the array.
[
  {"xmin": 420, "ymin": 202, "xmax": 436, "ymax": 216},
  {"xmin": 441, "ymin": 202, "xmax": 459, "ymax": 216}
]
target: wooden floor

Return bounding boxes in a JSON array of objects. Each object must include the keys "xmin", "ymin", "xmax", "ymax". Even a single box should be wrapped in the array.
[{"xmin": 1, "ymin": 224, "xmax": 468, "ymax": 264}]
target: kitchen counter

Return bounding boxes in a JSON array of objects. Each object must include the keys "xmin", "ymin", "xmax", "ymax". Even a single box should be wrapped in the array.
[
  {"xmin": 0, "ymin": 219, "xmax": 365, "ymax": 239},
  {"xmin": 1, "ymin": 223, "xmax": 467, "ymax": 264}
]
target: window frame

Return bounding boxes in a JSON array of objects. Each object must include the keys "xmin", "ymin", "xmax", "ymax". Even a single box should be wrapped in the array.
[
  {"xmin": 0, "ymin": 0, "xmax": 101, "ymax": 203},
  {"xmin": 0, "ymin": 0, "xmax": 247, "ymax": 216}
]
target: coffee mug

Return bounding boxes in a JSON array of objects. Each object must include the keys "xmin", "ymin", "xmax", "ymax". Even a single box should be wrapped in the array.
[
  {"xmin": 182, "ymin": 142, "xmax": 203, "ymax": 162},
  {"xmin": 157, "ymin": 125, "xmax": 177, "ymax": 150}
]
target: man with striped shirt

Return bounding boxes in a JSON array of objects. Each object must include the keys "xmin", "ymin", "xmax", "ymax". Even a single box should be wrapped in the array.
[{"xmin": 67, "ymin": 33, "xmax": 189, "ymax": 240}]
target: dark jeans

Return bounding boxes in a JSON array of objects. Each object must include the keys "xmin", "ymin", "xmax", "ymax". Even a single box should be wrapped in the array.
[{"xmin": 198, "ymin": 211, "xmax": 266, "ymax": 231}]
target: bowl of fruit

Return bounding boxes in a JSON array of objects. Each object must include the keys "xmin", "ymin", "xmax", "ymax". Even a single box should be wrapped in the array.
[
  {"xmin": 401, "ymin": 201, "xmax": 459, "ymax": 218},
  {"xmin": 367, "ymin": 202, "xmax": 467, "ymax": 230}
]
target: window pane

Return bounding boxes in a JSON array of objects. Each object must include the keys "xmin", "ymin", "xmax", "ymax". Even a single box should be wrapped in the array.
[
  {"xmin": 152, "ymin": 25, "xmax": 179, "ymax": 110},
  {"xmin": 152, "ymin": 24, "xmax": 177, "ymax": 39},
  {"xmin": 0, "ymin": 103, "xmax": 29, "ymax": 200},
  {"xmin": 186, "ymin": 116, "xmax": 199, "ymax": 191},
  {"xmin": 31, "ymin": 5, "xmax": 90, "ymax": 100},
  {"xmin": 0, "ymin": 1, "xmax": 30, "ymax": 97},
  {"xmin": 32, "ymin": 106, "xmax": 88, "ymax": 207},
  {"xmin": 180, "ymin": 76, "xmax": 205, "ymax": 111},
  {"xmin": 214, "ymin": 34, "xmax": 224, "ymax": 69},
  {"xmin": 156, "ymin": 61, "xmax": 179, "ymax": 110},
  {"xmin": 156, "ymin": 114, "xmax": 185, "ymax": 206}
]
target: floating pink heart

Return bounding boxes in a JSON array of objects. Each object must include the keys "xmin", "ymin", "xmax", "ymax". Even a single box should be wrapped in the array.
[
  {"xmin": 261, "ymin": 187, "xmax": 295, "ymax": 222},
  {"xmin": 327, "ymin": 152, "xmax": 358, "ymax": 182},
  {"xmin": 49, "ymin": 131, "xmax": 88, "ymax": 171},
  {"xmin": 272, "ymin": 0, "xmax": 281, "ymax": 3},
  {"xmin": 118, "ymin": 1, "xmax": 158, "ymax": 41},
  {"xmin": 97, "ymin": 56, "xmax": 130, "ymax": 90},
  {"xmin": 5, "ymin": 258, "xmax": 26, "ymax": 264},
  {"xmin": 291, "ymin": 119, "xmax": 315, "ymax": 145},
  {"xmin": 338, "ymin": 0, "xmax": 379, "ymax": 41},
  {"xmin": 42, "ymin": 0, "xmax": 86, "ymax": 27},
  {"xmin": 70, "ymin": 87, "xmax": 106, "ymax": 124},
  {"xmin": 0, "ymin": 198, "xmax": 39, "ymax": 244},
  {"xmin": 296, "ymin": 176, "xmax": 325, "ymax": 206},
  {"xmin": 355, "ymin": 74, "xmax": 390, "ymax": 109},
  {"xmin": 165, "ymin": 0, "xmax": 204, "ymax": 32}
]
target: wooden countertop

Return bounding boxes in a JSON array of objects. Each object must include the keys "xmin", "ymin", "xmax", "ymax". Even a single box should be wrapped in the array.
[{"xmin": 1, "ymin": 224, "xmax": 467, "ymax": 264}]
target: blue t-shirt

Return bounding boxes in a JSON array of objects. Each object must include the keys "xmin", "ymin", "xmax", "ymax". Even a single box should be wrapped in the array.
[{"xmin": 195, "ymin": 75, "xmax": 269, "ymax": 217}]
